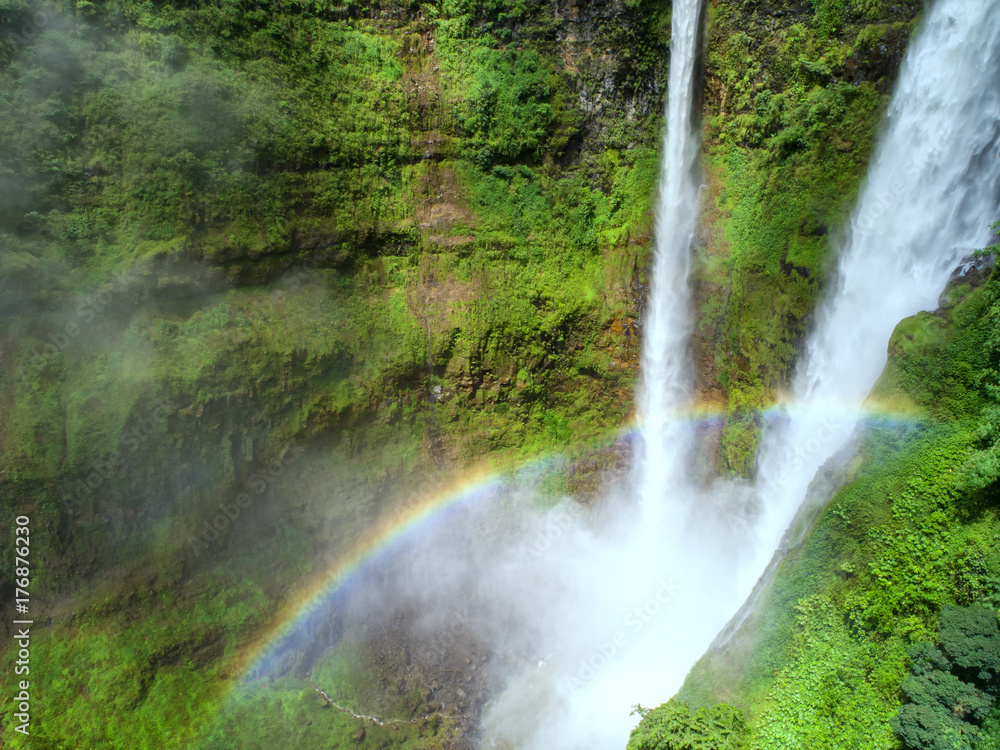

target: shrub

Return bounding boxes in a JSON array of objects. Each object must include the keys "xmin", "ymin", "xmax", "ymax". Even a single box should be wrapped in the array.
[{"xmin": 627, "ymin": 701, "xmax": 747, "ymax": 750}]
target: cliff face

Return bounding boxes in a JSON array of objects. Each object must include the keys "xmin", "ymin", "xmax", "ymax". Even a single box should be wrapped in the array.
[
  {"xmin": 0, "ymin": 0, "xmax": 671, "ymax": 584},
  {"xmin": 673, "ymin": 254, "xmax": 1000, "ymax": 750},
  {"xmin": 691, "ymin": 0, "xmax": 922, "ymax": 476},
  {"xmin": 0, "ymin": 0, "xmax": 935, "ymax": 747},
  {"xmin": 1, "ymin": 1, "xmax": 670, "ymax": 745}
]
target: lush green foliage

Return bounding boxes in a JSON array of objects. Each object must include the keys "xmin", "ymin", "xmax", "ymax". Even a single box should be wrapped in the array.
[
  {"xmin": 697, "ymin": 0, "xmax": 919, "ymax": 476},
  {"xmin": 628, "ymin": 701, "xmax": 747, "ymax": 750},
  {"xmin": 679, "ymin": 270, "xmax": 1000, "ymax": 749},
  {"xmin": 938, "ymin": 606, "xmax": 1000, "ymax": 691},
  {"xmin": 0, "ymin": 0, "xmax": 948, "ymax": 746},
  {"xmin": 0, "ymin": 0, "xmax": 669, "ymax": 746},
  {"xmin": 963, "ymin": 227, "xmax": 1000, "ymax": 494},
  {"xmin": 892, "ymin": 607, "xmax": 1000, "ymax": 750}
]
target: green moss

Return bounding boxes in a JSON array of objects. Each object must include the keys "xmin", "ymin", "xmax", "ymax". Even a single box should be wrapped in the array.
[
  {"xmin": 699, "ymin": 0, "xmax": 920, "ymax": 477},
  {"xmin": 0, "ymin": 0, "xmax": 944, "ymax": 746},
  {"xmin": 197, "ymin": 676, "xmax": 459, "ymax": 750}
]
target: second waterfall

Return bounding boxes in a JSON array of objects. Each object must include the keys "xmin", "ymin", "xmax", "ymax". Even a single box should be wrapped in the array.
[{"xmin": 637, "ymin": 0, "xmax": 703, "ymax": 509}]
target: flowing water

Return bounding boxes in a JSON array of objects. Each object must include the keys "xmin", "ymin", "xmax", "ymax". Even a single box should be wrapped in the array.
[
  {"xmin": 747, "ymin": 0, "xmax": 1000, "ymax": 594},
  {"xmin": 484, "ymin": 1, "xmax": 1000, "ymax": 747},
  {"xmin": 636, "ymin": 0, "xmax": 703, "ymax": 509},
  {"xmin": 480, "ymin": 1, "xmax": 716, "ymax": 746}
]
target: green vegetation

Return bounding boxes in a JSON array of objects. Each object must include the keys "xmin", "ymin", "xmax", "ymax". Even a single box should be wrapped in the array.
[
  {"xmin": 892, "ymin": 606, "xmax": 1000, "ymax": 750},
  {"xmin": 197, "ymin": 676, "xmax": 462, "ymax": 750},
  {"xmin": 963, "ymin": 225, "xmax": 1000, "ymax": 493},
  {"xmin": 677, "ymin": 267, "xmax": 1000, "ymax": 748},
  {"xmin": 0, "ymin": 0, "xmax": 673, "ymax": 746},
  {"xmin": 0, "ymin": 0, "xmax": 960, "ymax": 746},
  {"xmin": 628, "ymin": 701, "xmax": 747, "ymax": 750},
  {"xmin": 697, "ymin": 0, "xmax": 921, "ymax": 476}
]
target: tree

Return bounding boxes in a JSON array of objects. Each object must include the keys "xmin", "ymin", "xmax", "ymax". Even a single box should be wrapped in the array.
[
  {"xmin": 894, "ymin": 607, "xmax": 1000, "ymax": 750},
  {"xmin": 939, "ymin": 605, "xmax": 1000, "ymax": 691},
  {"xmin": 893, "ymin": 703, "xmax": 979, "ymax": 750}
]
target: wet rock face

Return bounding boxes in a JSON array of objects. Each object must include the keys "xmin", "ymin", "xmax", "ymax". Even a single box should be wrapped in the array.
[
  {"xmin": 938, "ymin": 254, "xmax": 997, "ymax": 310},
  {"xmin": 843, "ymin": 22, "xmax": 914, "ymax": 93},
  {"xmin": 487, "ymin": 0, "xmax": 670, "ymax": 156},
  {"xmin": 377, "ymin": 0, "xmax": 670, "ymax": 158},
  {"xmin": 553, "ymin": 0, "xmax": 667, "ymax": 154},
  {"xmin": 553, "ymin": 0, "xmax": 629, "ymax": 42}
]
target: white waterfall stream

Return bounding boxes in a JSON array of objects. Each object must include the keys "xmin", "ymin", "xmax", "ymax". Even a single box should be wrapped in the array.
[
  {"xmin": 636, "ymin": 0, "xmax": 704, "ymax": 513},
  {"xmin": 484, "ymin": 2, "xmax": 1000, "ymax": 748},
  {"xmin": 748, "ymin": 0, "xmax": 1000, "ymax": 596}
]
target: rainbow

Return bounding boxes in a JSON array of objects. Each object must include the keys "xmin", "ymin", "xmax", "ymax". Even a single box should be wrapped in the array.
[
  {"xmin": 234, "ymin": 397, "xmax": 927, "ymax": 683},
  {"xmin": 235, "ymin": 455, "xmax": 556, "ymax": 682}
]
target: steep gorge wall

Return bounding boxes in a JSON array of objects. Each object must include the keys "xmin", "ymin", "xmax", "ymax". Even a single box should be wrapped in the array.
[
  {"xmin": 0, "ymin": 0, "xmax": 672, "ymax": 591},
  {"xmin": 0, "ymin": 0, "xmax": 925, "ymax": 586},
  {"xmin": 0, "ymin": 0, "xmax": 936, "ymax": 746},
  {"xmin": 1, "ymin": 1, "xmax": 675, "ymax": 745}
]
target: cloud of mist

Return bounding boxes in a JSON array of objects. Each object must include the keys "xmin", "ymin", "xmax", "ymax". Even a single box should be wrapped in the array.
[
  {"xmin": 264, "ymin": 449, "xmax": 765, "ymax": 750},
  {"xmin": 0, "ymin": 0, "xmax": 302, "ymax": 534},
  {"xmin": 248, "ymin": 397, "xmax": 885, "ymax": 750}
]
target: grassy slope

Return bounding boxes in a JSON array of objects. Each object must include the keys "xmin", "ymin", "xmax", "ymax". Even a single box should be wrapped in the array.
[{"xmin": 675, "ymin": 263, "xmax": 1000, "ymax": 748}]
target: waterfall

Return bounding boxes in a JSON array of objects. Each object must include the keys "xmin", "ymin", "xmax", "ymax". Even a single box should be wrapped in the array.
[
  {"xmin": 747, "ymin": 0, "xmax": 1000, "ymax": 590},
  {"xmin": 478, "ymin": 3, "xmax": 710, "ymax": 747},
  {"xmin": 186, "ymin": 1, "xmax": 1000, "ymax": 748},
  {"xmin": 469, "ymin": 2, "xmax": 1000, "ymax": 749},
  {"xmin": 637, "ymin": 0, "xmax": 703, "ymax": 509}
]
